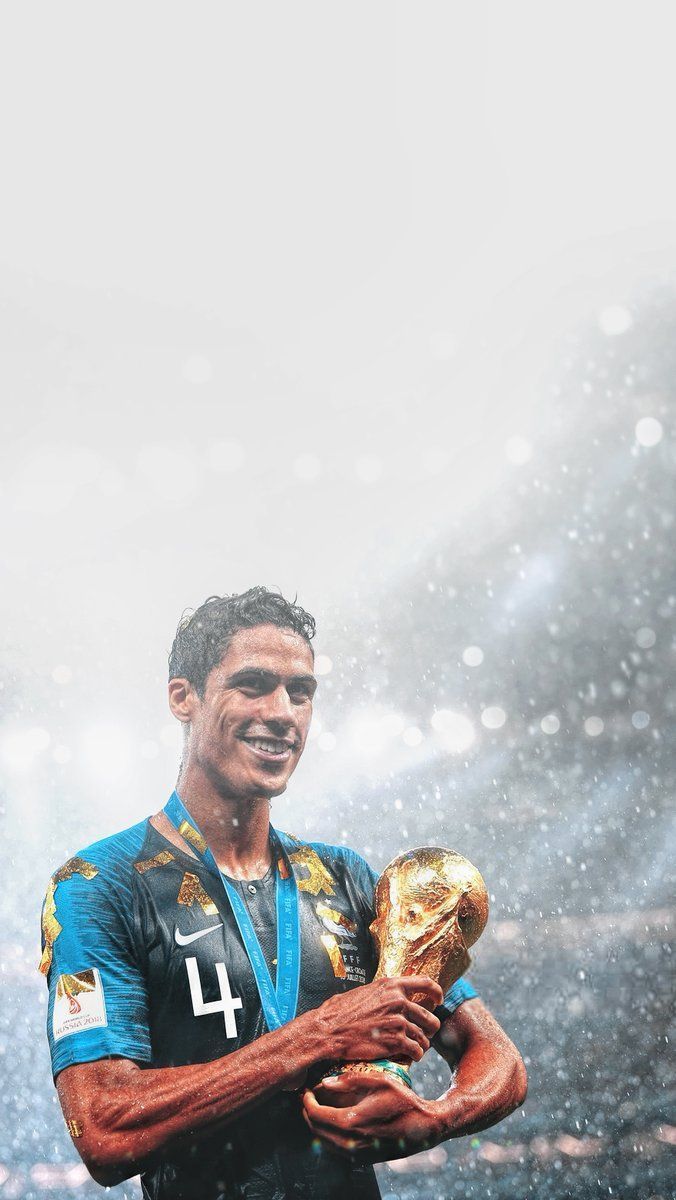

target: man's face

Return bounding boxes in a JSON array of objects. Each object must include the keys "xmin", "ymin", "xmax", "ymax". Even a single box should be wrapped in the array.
[{"xmin": 185, "ymin": 623, "xmax": 317, "ymax": 801}]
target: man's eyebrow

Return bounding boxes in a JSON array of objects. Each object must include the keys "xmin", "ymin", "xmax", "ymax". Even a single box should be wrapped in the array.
[
  {"xmin": 225, "ymin": 668, "xmax": 274, "ymax": 685},
  {"xmin": 226, "ymin": 668, "xmax": 318, "ymax": 687},
  {"xmin": 291, "ymin": 674, "xmax": 318, "ymax": 689}
]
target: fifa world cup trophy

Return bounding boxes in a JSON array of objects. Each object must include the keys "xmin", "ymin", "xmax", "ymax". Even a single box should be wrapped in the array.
[{"xmin": 332, "ymin": 847, "xmax": 489, "ymax": 1091}]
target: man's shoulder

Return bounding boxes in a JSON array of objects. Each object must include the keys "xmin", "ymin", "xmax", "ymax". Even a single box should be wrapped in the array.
[
  {"xmin": 39, "ymin": 819, "xmax": 154, "ymax": 979},
  {"xmin": 46, "ymin": 817, "xmax": 152, "ymax": 893}
]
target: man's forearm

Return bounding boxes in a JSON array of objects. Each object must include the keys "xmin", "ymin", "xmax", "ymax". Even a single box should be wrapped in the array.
[
  {"xmin": 430, "ymin": 1014, "xmax": 527, "ymax": 1139},
  {"xmin": 299, "ymin": 999, "xmax": 526, "ymax": 1163},
  {"xmin": 426, "ymin": 998, "xmax": 527, "ymax": 1140},
  {"xmin": 60, "ymin": 1007, "xmax": 331, "ymax": 1185},
  {"xmin": 62, "ymin": 973, "xmax": 443, "ymax": 1184},
  {"xmin": 434, "ymin": 1039, "xmax": 526, "ymax": 1137}
]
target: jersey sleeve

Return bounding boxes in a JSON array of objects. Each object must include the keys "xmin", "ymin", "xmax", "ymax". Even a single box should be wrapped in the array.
[
  {"xmin": 441, "ymin": 975, "xmax": 479, "ymax": 1013},
  {"xmin": 341, "ymin": 847, "xmax": 479, "ymax": 1012},
  {"xmin": 40, "ymin": 863, "xmax": 152, "ymax": 1078}
]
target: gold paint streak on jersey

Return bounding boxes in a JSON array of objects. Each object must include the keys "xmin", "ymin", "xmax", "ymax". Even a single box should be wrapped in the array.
[
  {"xmin": 38, "ymin": 858, "xmax": 98, "ymax": 976},
  {"xmin": 39, "ymin": 879, "xmax": 59, "ymax": 977},
  {"xmin": 177, "ymin": 871, "xmax": 218, "ymax": 916},
  {"xmin": 134, "ymin": 849, "xmax": 175, "ymax": 873},
  {"xmin": 53, "ymin": 857, "xmax": 98, "ymax": 885},
  {"xmin": 320, "ymin": 933, "xmax": 347, "ymax": 979},
  {"xmin": 288, "ymin": 847, "xmax": 336, "ymax": 896},
  {"xmin": 178, "ymin": 820, "xmax": 208, "ymax": 855}
]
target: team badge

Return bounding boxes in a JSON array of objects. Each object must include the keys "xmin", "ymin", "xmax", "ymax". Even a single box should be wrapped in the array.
[
  {"xmin": 316, "ymin": 903, "xmax": 357, "ymax": 936},
  {"xmin": 316, "ymin": 902, "xmax": 365, "ymax": 983},
  {"xmin": 53, "ymin": 968, "xmax": 107, "ymax": 1041}
]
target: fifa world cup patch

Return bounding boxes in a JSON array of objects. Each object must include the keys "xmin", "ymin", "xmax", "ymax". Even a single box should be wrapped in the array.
[{"xmin": 53, "ymin": 969, "xmax": 107, "ymax": 1041}]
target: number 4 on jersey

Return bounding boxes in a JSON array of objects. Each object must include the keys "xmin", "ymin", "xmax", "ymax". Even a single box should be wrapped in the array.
[{"xmin": 185, "ymin": 957, "xmax": 243, "ymax": 1039}]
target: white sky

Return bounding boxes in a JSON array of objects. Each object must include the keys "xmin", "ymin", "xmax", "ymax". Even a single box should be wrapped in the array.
[{"xmin": 2, "ymin": 1, "xmax": 676, "ymax": 820}]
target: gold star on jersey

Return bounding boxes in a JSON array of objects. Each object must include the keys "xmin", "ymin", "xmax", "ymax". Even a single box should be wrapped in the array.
[
  {"xmin": 288, "ymin": 847, "xmax": 336, "ymax": 896},
  {"xmin": 177, "ymin": 871, "xmax": 219, "ymax": 916}
]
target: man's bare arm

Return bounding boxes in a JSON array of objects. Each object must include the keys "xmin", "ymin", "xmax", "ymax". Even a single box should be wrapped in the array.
[
  {"xmin": 301, "ymin": 997, "xmax": 527, "ymax": 1159},
  {"xmin": 57, "ymin": 1018, "xmax": 316, "ymax": 1187},
  {"xmin": 430, "ymin": 997, "xmax": 528, "ymax": 1137},
  {"xmin": 56, "ymin": 974, "xmax": 443, "ymax": 1186}
]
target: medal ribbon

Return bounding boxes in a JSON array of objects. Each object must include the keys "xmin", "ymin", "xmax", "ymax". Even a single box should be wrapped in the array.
[{"xmin": 163, "ymin": 790, "xmax": 300, "ymax": 1031}]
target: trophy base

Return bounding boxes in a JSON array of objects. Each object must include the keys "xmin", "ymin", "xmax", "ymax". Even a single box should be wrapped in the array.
[{"xmin": 335, "ymin": 1059, "xmax": 412, "ymax": 1089}]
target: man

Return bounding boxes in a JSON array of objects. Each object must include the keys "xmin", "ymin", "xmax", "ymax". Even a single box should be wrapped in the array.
[{"xmin": 40, "ymin": 587, "xmax": 527, "ymax": 1199}]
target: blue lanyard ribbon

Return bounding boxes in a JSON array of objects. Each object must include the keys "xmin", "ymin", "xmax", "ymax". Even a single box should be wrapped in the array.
[{"xmin": 163, "ymin": 790, "xmax": 300, "ymax": 1031}]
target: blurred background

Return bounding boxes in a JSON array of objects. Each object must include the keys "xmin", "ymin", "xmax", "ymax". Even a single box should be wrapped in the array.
[{"xmin": 1, "ymin": 3, "xmax": 674, "ymax": 1198}]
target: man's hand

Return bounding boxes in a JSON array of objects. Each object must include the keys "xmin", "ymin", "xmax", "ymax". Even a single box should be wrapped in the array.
[
  {"xmin": 312, "ymin": 975, "xmax": 443, "ymax": 1065},
  {"xmin": 302, "ymin": 998, "xmax": 528, "ymax": 1162},
  {"xmin": 301, "ymin": 1072, "xmax": 444, "ymax": 1162}
]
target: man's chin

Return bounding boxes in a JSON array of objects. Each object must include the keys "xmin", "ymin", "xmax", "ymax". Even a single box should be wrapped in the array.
[
  {"xmin": 260, "ymin": 775, "xmax": 289, "ymax": 800},
  {"xmin": 245, "ymin": 769, "xmax": 290, "ymax": 801},
  {"xmin": 250, "ymin": 755, "xmax": 298, "ymax": 795},
  {"xmin": 207, "ymin": 763, "xmax": 291, "ymax": 803}
]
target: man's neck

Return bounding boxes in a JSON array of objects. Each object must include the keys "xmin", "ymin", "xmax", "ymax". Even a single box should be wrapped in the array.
[{"xmin": 173, "ymin": 766, "xmax": 274, "ymax": 881}]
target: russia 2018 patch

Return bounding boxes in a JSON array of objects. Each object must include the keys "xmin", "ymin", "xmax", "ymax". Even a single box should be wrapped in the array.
[{"xmin": 53, "ymin": 968, "xmax": 108, "ymax": 1041}]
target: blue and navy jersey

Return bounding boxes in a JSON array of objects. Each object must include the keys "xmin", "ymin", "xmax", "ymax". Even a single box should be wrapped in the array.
[{"xmin": 40, "ymin": 816, "xmax": 478, "ymax": 1200}]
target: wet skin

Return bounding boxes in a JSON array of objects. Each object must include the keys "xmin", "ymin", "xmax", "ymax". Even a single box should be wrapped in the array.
[{"xmin": 55, "ymin": 624, "xmax": 526, "ymax": 1182}]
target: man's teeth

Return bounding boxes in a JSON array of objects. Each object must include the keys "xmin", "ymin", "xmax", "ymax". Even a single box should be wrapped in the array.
[{"xmin": 246, "ymin": 738, "xmax": 291, "ymax": 754}]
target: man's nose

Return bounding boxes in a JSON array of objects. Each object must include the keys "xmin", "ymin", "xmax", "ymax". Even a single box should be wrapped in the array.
[{"xmin": 260, "ymin": 686, "xmax": 295, "ymax": 727}]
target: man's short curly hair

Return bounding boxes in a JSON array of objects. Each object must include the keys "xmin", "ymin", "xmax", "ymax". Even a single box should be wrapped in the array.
[{"xmin": 168, "ymin": 587, "xmax": 316, "ymax": 697}]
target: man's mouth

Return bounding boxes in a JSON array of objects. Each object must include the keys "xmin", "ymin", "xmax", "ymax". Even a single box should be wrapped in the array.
[{"xmin": 240, "ymin": 736, "xmax": 295, "ymax": 764}]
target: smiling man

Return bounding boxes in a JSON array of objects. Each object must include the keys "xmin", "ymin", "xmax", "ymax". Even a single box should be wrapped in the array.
[{"xmin": 40, "ymin": 587, "xmax": 526, "ymax": 1200}]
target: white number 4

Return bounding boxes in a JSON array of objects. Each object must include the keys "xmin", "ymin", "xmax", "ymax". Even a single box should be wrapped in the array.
[{"xmin": 186, "ymin": 957, "xmax": 243, "ymax": 1039}]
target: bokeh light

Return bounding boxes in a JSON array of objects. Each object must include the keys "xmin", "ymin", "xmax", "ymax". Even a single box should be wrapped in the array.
[{"xmin": 430, "ymin": 709, "xmax": 475, "ymax": 754}]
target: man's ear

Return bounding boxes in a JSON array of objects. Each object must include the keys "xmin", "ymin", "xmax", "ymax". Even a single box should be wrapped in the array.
[{"xmin": 168, "ymin": 677, "xmax": 198, "ymax": 725}]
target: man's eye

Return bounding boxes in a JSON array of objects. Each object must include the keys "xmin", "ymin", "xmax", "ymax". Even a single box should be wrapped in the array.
[
  {"xmin": 289, "ymin": 687, "xmax": 312, "ymax": 702},
  {"xmin": 239, "ymin": 679, "xmax": 264, "ymax": 692}
]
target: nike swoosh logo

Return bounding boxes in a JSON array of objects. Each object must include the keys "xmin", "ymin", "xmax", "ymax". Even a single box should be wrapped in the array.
[{"xmin": 174, "ymin": 923, "xmax": 223, "ymax": 946}]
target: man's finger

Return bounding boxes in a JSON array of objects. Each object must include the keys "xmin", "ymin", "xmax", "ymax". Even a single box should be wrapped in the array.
[
  {"xmin": 303, "ymin": 1088, "xmax": 395, "ymax": 1135},
  {"xmin": 311, "ymin": 1074, "xmax": 394, "ymax": 1110},
  {"xmin": 318, "ymin": 1073, "xmax": 393, "ymax": 1096},
  {"xmin": 404, "ymin": 1033, "xmax": 428, "ymax": 1061},
  {"xmin": 397, "ymin": 976, "xmax": 444, "ymax": 1005},
  {"xmin": 405, "ymin": 1000, "xmax": 442, "ymax": 1036},
  {"xmin": 302, "ymin": 1089, "xmax": 357, "ymax": 1130},
  {"xmin": 302, "ymin": 1113, "xmax": 376, "ymax": 1156}
]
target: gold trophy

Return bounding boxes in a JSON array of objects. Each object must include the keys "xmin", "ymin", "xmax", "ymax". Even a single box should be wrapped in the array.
[{"xmin": 330, "ymin": 846, "xmax": 489, "ymax": 1091}]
